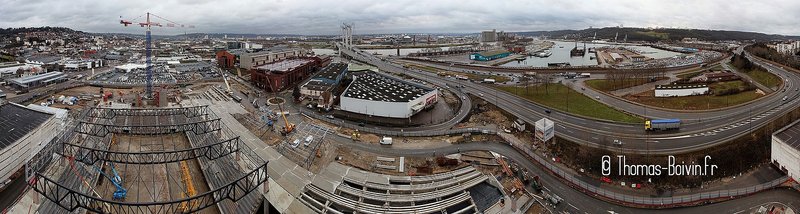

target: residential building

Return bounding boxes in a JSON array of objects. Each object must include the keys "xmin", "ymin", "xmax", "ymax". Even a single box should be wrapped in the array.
[
  {"xmin": 301, "ymin": 63, "xmax": 348, "ymax": 109},
  {"xmin": 480, "ymin": 30, "xmax": 497, "ymax": 43}
]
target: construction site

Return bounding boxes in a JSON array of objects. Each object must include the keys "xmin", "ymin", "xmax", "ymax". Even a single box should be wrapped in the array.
[{"xmin": 23, "ymin": 106, "xmax": 268, "ymax": 213}]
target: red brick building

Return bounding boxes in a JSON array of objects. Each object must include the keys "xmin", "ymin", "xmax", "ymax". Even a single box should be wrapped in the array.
[
  {"xmin": 216, "ymin": 49, "xmax": 245, "ymax": 69},
  {"xmin": 250, "ymin": 57, "xmax": 324, "ymax": 92}
]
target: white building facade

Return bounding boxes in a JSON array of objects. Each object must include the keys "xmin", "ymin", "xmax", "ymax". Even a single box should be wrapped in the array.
[
  {"xmin": 654, "ymin": 85, "xmax": 709, "ymax": 97},
  {"xmin": 772, "ymin": 120, "xmax": 800, "ymax": 182}
]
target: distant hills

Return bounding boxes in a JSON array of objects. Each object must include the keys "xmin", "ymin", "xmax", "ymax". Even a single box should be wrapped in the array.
[
  {"xmin": 0, "ymin": 27, "xmax": 83, "ymax": 35},
  {"xmin": 514, "ymin": 27, "xmax": 800, "ymax": 42}
]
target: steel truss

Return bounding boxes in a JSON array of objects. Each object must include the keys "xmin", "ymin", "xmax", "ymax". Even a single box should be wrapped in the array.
[
  {"xmin": 86, "ymin": 106, "xmax": 210, "ymax": 119},
  {"xmin": 61, "ymin": 137, "xmax": 241, "ymax": 165},
  {"xmin": 75, "ymin": 118, "xmax": 221, "ymax": 136},
  {"xmin": 29, "ymin": 162, "xmax": 268, "ymax": 213}
]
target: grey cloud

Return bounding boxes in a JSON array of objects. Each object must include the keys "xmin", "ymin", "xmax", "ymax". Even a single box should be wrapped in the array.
[{"xmin": 0, "ymin": 0, "xmax": 798, "ymax": 35}]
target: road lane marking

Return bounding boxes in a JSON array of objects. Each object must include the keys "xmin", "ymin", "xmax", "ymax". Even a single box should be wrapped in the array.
[{"xmin": 651, "ymin": 135, "xmax": 692, "ymax": 140}]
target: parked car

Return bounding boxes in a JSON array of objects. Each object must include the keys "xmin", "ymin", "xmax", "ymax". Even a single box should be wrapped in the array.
[{"xmin": 304, "ymin": 135, "xmax": 314, "ymax": 146}]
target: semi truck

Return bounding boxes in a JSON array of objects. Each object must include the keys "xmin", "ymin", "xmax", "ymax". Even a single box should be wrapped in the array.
[{"xmin": 645, "ymin": 119, "xmax": 681, "ymax": 131}]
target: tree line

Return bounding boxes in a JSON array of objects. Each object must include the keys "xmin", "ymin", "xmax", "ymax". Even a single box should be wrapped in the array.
[{"xmin": 746, "ymin": 43, "xmax": 800, "ymax": 71}]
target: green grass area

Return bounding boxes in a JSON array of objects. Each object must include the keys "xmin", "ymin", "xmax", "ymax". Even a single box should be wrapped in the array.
[
  {"xmin": 625, "ymin": 81, "xmax": 763, "ymax": 110},
  {"xmin": 676, "ymin": 67, "xmax": 703, "ymax": 75},
  {"xmin": 713, "ymin": 80, "xmax": 747, "ymax": 92},
  {"xmin": 407, "ymin": 64, "xmax": 512, "ymax": 83},
  {"xmin": 676, "ymin": 71, "xmax": 705, "ymax": 79},
  {"xmin": 497, "ymin": 84, "xmax": 643, "ymax": 123},
  {"xmin": 735, "ymin": 65, "xmax": 781, "ymax": 89},
  {"xmin": 585, "ymin": 78, "xmax": 662, "ymax": 92}
]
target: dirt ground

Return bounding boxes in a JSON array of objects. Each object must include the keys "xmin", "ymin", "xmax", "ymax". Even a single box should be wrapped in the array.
[
  {"xmin": 457, "ymin": 98, "xmax": 515, "ymax": 131},
  {"xmin": 233, "ymin": 113, "xmax": 282, "ymax": 146},
  {"xmin": 93, "ymin": 133, "xmax": 218, "ymax": 214},
  {"xmin": 31, "ymin": 85, "xmax": 183, "ymax": 109},
  {"xmin": 524, "ymin": 203, "xmax": 547, "ymax": 214}
]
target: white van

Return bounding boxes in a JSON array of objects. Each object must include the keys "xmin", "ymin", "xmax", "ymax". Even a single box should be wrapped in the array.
[{"xmin": 379, "ymin": 136, "xmax": 393, "ymax": 145}]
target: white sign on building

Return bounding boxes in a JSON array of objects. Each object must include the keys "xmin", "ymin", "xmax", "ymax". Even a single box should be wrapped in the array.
[{"xmin": 535, "ymin": 118, "xmax": 554, "ymax": 142}]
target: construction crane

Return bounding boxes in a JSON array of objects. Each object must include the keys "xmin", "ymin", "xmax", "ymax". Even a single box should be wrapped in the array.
[
  {"xmin": 93, "ymin": 163, "xmax": 127, "ymax": 200},
  {"xmin": 261, "ymin": 74, "xmax": 295, "ymax": 135},
  {"xmin": 119, "ymin": 12, "xmax": 194, "ymax": 98},
  {"xmin": 278, "ymin": 102, "xmax": 295, "ymax": 135},
  {"xmin": 222, "ymin": 73, "xmax": 232, "ymax": 94}
]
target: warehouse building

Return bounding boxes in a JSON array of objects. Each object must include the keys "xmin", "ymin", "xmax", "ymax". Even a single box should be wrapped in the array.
[
  {"xmin": 63, "ymin": 59, "xmax": 103, "ymax": 71},
  {"xmin": 0, "ymin": 62, "xmax": 41, "ymax": 78},
  {"xmin": 114, "ymin": 63, "xmax": 147, "ymax": 72},
  {"xmin": 772, "ymin": 119, "xmax": 800, "ymax": 182},
  {"xmin": 300, "ymin": 62, "xmax": 348, "ymax": 109},
  {"xmin": 0, "ymin": 103, "xmax": 66, "ymax": 189},
  {"xmin": 239, "ymin": 47, "xmax": 308, "ymax": 70},
  {"xmin": 8, "ymin": 71, "xmax": 67, "ymax": 91},
  {"xmin": 25, "ymin": 55, "xmax": 62, "ymax": 66},
  {"xmin": 654, "ymin": 84, "xmax": 708, "ymax": 97},
  {"xmin": 704, "ymin": 72, "xmax": 740, "ymax": 82},
  {"xmin": 250, "ymin": 57, "xmax": 323, "ymax": 92},
  {"xmin": 340, "ymin": 71, "xmax": 438, "ymax": 118},
  {"xmin": 470, "ymin": 49, "xmax": 511, "ymax": 61}
]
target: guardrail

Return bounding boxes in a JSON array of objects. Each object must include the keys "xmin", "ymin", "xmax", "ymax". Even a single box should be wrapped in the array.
[
  {"xmin": 503, "ymin": 136, "xmax": 788, "ymax": 207},
  {"xmin": 297, "ymin": 108, "xmax": 494, "ymax": 137}
]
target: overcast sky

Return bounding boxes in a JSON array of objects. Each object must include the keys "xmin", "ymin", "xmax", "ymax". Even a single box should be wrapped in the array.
[{"xmin": 2, "ymin": 0, "xmax": 798, "ymax": 36}]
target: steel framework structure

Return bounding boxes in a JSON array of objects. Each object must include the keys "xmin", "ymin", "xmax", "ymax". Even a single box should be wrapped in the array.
[
  {"xmin": 28, "ymin": 162, "xmax": 267, "ymax": 213},
  {"xmin": 75, "ymin": 118, "xmax": 221, "ymax": 136},
  {"xmin": 61, "ymin": 136, "xmax": 241, "ymax": 165},
  {"xmin": 26, "ymin": 106, "xmax": 268, "ymax": 214},
  {"xmin": 86, "ymin": 105, "xmax": 210, "ymax": 119}
]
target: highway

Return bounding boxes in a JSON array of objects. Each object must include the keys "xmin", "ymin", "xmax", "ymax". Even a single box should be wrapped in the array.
[{"xmin": 338, "ymin": 44, "xmax": 800, "ymax": 154}]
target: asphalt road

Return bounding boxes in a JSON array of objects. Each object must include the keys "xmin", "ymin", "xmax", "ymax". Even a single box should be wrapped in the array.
[
  {"xmin": 329, "ymin": 137, "xmax": 800, "ymax": 213},
  {"xmin": 338, "ymin": 44, "xmax": 800, "ymax": 154}
]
